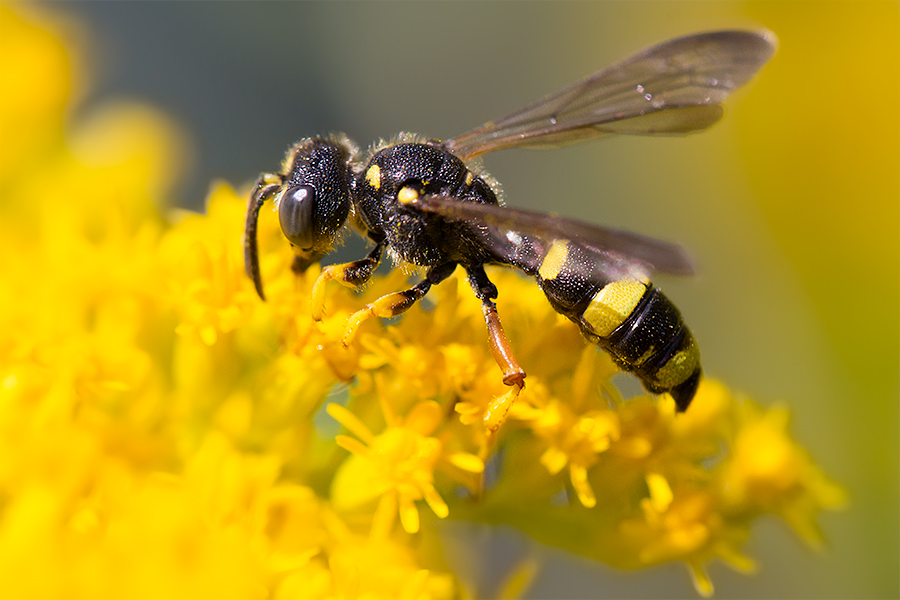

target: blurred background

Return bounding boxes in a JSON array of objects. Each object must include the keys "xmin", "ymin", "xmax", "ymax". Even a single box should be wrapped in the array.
[{"xmin": 44, "ymin": 1, "xmax": 897, "ymax": 598}]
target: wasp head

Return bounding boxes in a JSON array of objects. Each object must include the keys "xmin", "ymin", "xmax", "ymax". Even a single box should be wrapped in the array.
[{"xmin": 244, "ymin": 136, "xmax": 355, "ymax": 300}]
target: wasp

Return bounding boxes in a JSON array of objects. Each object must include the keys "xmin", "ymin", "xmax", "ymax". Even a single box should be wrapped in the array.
[{"xmin": 244, "ymin": 30, "xmax": 776, "ymax": 422}]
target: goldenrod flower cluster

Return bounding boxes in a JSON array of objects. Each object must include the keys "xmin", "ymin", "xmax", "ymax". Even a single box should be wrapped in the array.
[{"xmin": 0, "ymin": 5, "xmax": 844, "ymax": 598}]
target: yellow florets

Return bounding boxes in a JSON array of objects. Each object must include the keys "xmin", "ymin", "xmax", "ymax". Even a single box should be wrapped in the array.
[{"xmin": 0, "ymin": 5, "xmax": 844, "ymax": 599}]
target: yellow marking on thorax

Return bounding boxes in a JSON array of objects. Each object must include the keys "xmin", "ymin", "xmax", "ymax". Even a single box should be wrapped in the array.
[
  {"xmin": 465, "ymin": 171, "xmax": 475, "ymax": 186},
  {"xmin": 582, "ymin": 277, "xmax": 648, "ymax": 337},
  {"xmin": 397, "ymin": 185, "xmax": 419, "ymax": 205},
  {"xmin": 538, "ymin": 240, "xmax": 569, "ymax": 280},
  {"xmin": 365, "ymin": 164, "xmax": 381, "ymax": 189}
]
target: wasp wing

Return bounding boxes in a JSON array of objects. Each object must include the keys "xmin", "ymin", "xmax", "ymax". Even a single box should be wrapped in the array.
[
  {"xmin": 413, "ymin": 193, "xmax": 694, "ymax": 278},
  {"xmin": 445, "ymin": 30, "xmax": 776, "ymax": 159}
]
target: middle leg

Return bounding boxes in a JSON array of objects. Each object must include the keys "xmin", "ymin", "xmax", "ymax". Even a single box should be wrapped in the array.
[{"xmin": 341, "ymin": 262, "xmax": 458, "ymax": 345}]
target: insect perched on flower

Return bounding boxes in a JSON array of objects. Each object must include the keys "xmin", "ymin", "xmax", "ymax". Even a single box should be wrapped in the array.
[{"xmin": 243, "ymin": 30, "xmax": 776, "ymax": 427}]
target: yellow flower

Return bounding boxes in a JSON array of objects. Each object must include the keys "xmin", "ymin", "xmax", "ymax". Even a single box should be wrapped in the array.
[
  {"xmin": 0, "ymin": 5, "xmax": 844, "ymax": 599},
  {"xmin": 329, "ymin": 400, "xmax": 484, "ymax": 535},
  {"xmin": 534, "ymin": 400, "xmax": 621, "ymax": 509},
  {"xmin": 0, "ymin": 3, "xmax": 73, "ymax": 186},
  {"xmin": 718, "ymin": 400, "xmax": 847, "ymax": 547}
]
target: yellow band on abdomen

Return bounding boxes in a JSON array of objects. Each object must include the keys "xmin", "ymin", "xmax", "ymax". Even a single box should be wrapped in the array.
[{"xmin": 582, "ymin": 277, "xmax": 648, "ymax": 337}]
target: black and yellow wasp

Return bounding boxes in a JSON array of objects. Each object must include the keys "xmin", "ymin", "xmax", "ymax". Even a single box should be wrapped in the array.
[{"xmin": 244, "ymin": 30, "xmax": 776, "ymax": 419}]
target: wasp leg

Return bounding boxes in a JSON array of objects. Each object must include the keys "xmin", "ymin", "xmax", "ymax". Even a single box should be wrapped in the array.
[
  {"xmin": 465, "ymin": 265, "xmax": 526, "ymax": 388},
  {"xmin": 311, "ymin": 241, "xmax": 385, "ymax": 321},
  {"xmin": 342, "ymin": 262, "xmax": 457, "ymax": 345},
  {"xmin": 465, "ymin": 265, "xmax": 526, "ymax": 432}
]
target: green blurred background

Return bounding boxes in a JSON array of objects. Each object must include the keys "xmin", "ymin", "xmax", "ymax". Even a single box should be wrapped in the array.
[{"xmin": 47, "ymin": 1, "xmax": 898, "ymax": 597}]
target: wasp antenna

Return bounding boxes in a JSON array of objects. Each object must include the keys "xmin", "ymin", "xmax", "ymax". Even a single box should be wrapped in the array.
[{"xmin": 244, "ymin": 175, "xmax": 282, "ymax": 301}]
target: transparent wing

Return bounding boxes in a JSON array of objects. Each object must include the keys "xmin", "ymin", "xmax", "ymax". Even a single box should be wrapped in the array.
[
  {"xmin": 413, "ymin": 194, "xmax": 695, "ymax": 277},
  {"xmin": 445, "ymin": 30, "xmax": 776, "ymax": 158}
]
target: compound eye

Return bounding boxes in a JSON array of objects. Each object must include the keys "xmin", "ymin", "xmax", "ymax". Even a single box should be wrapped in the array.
[{"xmin": 278, "ymin": 184, "xmax": 317, "ymax": 250}]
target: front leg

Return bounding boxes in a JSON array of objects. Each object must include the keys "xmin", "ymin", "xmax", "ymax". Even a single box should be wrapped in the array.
[
  {"xmin": 311, "ymin": 241, "xmax": 385, "ymax": 321},
  {"xmin": 342, "ymin": 262, "xmax": 458, "ymax": 345}
]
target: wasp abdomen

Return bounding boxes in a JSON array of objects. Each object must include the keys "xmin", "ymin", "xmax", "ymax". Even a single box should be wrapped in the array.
[
  {"xmin": 594, "ymin": 286, "xmax": 701, "ymax": 412},
  {"xmin": 534, "ymin": 240, "xmax": 701, "ymax": 411}
]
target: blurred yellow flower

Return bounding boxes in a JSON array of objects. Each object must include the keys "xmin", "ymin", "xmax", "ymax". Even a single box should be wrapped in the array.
[{"xmin": 0, "ymin": 5, "xmax": 844, "ymax": 598}]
